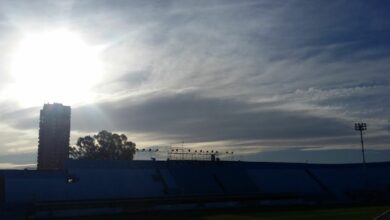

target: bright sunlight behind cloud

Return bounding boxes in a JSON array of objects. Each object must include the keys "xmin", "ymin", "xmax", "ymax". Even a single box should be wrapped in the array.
[{"xmin": 5, "ymin": 29, "xmax": 104, "ymax": 106}]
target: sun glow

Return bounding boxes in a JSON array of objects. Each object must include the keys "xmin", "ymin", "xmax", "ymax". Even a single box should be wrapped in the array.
[{"xmin": 7, "ymin": 29, "xmax": 103, "ymax": 107}]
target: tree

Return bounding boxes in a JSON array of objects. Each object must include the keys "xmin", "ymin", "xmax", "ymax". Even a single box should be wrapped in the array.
[{"xmin": 69, "ymin": 130, "xmax": 136, "ymax": 160}]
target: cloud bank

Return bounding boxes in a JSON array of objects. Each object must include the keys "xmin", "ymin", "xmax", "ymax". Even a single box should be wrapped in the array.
[{"xmin": 0, "ymin": 1, "xmax": 389, "ymax": 167}]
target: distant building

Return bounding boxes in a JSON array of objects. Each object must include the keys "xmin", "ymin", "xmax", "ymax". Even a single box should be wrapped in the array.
[{"xmin": 37, "ymin": 103, "xmax": 71, "ymax": 170}]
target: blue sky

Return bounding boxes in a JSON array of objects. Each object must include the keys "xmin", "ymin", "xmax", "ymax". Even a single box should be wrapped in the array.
[{"xmin": 0, "ymin": 0, "xmax": 389, "ymax": 168}]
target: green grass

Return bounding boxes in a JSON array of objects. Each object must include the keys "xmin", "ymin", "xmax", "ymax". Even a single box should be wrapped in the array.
[
  {"xmin": 198, "ymin": 206, "xmax": 388, "ymax": 220},
  {"xmin": 53, "ymin": 205, "xmax": 389, "ymax": 220}
]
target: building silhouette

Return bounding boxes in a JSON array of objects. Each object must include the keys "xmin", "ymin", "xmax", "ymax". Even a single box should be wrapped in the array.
[{"xmin": 37, "ymin": 103, "xmax": 71, "ymax": 170}]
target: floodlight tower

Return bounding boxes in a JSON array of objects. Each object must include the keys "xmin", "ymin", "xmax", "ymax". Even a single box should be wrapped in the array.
[{"xmin": 354, "ymin": 122, "xmax": 367, "ymax": 165}]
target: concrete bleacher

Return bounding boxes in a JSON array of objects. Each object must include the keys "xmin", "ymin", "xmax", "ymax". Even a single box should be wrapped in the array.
[
  {"xmin": 165, "ymin": 161, "xmax": 224, "ymax": 195},
  {"xmin": 214, "ymin": 163, "xmax": 259, "ymax": 194},
  {"xmin": 308, "ymin": 165, "xmax": 366, "ymax": 200},
  {"xmin": 247, "ymin": 168, "xmax": 324, "ymax": 195},
  {"xmin": 1, "ymin": 160, "xmax": 390, "ymax": 217},
  {"xmin": 308, "ymin": 163, "xmax": 390, "ymax": 202}
]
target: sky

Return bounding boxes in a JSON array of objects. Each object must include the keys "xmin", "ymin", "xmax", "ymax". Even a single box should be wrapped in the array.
[{"xmin": 0, "ymin": 0, "xmax": 389, "ymax": 168}]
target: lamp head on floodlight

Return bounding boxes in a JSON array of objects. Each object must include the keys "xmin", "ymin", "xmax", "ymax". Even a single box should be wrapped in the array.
[{"xmin": 354, "ymin": 122, "xmax": 367, "ymax": 131}]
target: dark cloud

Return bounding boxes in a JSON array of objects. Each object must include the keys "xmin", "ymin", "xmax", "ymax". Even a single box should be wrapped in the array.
[
  {"xmin": 72, "ymin": 92, "xmax": 355, "ymax": 143},
  {"xmin": 95, "ymin": 69, "xmax": 152, "ymax": 93},
  {"xmin": 0, "ymin": 106, "xmax": 39, "ymax": 130}
]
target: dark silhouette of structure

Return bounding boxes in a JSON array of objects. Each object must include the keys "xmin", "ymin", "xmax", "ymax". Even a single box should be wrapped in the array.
[
  {"xmin": 37, "ymin": 103, "xmax": 71, "ymax": 170},
  {"xmin": 2, "ymin": 160, "xmax": 390, "ymax": 218},
  {"xmin": 355, "ymin": 122, "xmax": 367, "ymax": 165}
]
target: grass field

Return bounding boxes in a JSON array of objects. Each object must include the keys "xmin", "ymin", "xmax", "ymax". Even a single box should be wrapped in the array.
[
  {"xmin": 55, "ymin": 205, "xmax": 390, "ymax": 220},
  {"xmin": 195, "ymin": 206, "xmax": 389, "ymax": 220}
]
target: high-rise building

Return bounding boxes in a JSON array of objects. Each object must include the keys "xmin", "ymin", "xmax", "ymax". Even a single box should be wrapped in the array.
[{"xmin": 37, "ymin": 103, "xmax": 71, "ymax": 170}]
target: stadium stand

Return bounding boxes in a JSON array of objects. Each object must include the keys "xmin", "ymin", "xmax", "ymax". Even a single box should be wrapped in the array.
[{"xmin": 1, "ymin": 160, "xmax": 390, "ymax": 218}]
